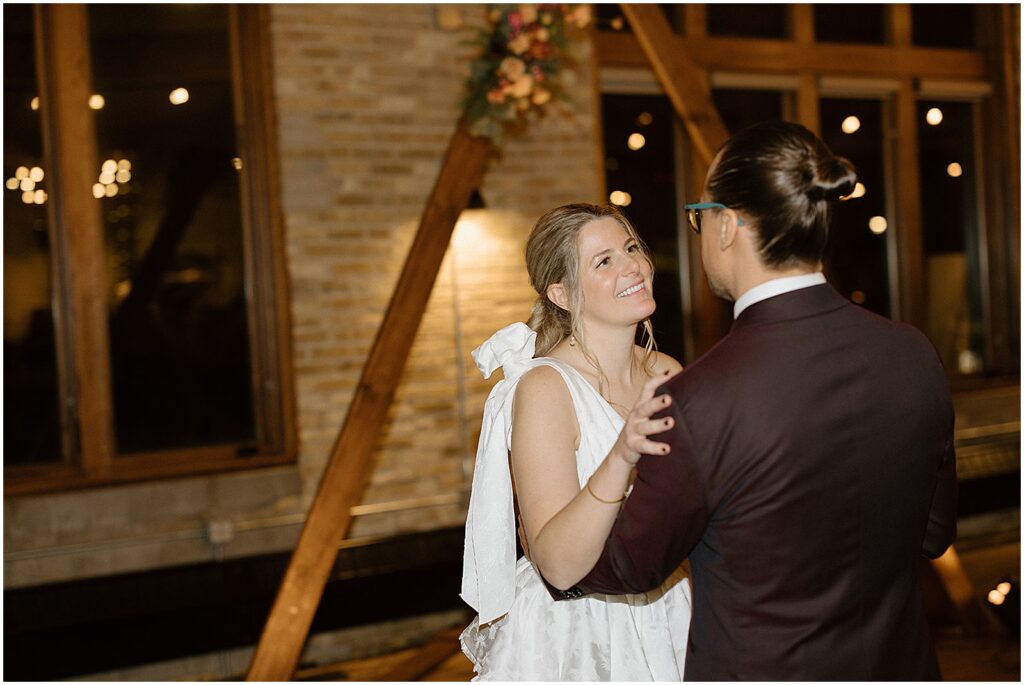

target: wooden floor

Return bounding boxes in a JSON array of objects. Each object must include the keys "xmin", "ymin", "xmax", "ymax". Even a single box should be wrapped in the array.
[{"xmin": 301, "ymin": 540, "xmax": 1020, "ymax": 682}]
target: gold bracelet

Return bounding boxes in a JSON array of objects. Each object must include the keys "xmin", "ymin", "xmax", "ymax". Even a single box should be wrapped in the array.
[{"xmin": 585, "ymin": 478, "xmax": 626, "ymax": 504}]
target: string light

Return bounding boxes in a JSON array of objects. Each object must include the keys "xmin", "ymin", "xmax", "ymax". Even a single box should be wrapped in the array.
[
  {"xmin": 925, "ymin": 107, "xmax": 943, "ymax": 125},
  {"xmin": 169, "ymin": 87, "xmax": 190, "ymax": 105},
  {"xmin": 868, "ymin": 216, "xmax": 888, "ymax": 235},
  {"xmin": 609, "ymin": 190, "xmax": 632, "ymax": 207},
  {"xmin": 946, "ymin": 162, "xmax": 963, "ymax": 178},
  {"xmin": 627, "ymin": 133, "xmax": 646, "ymax": 151},
  {"xmin": 89, "ymin": 94, "xmax": 106, "ymax": 110},
  {"xmin": 841, "ymin": 116, "xmax": 861, "ymax": 134}
]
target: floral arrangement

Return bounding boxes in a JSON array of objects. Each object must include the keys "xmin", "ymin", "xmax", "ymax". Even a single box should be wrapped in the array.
[{"xmin": 463, "ymin": 4, "xmax": 592, "ymax": 143}]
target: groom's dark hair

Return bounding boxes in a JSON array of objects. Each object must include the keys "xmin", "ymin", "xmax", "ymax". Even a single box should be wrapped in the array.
[{"xmin": 706, "ymin": 121, "xmax": 857, "ymax": 268}]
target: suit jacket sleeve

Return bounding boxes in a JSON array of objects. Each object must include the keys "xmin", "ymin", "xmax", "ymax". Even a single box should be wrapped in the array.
[
  {"xmin": 921, "ymin": 423, "xmax": 957, "ymax": 559},
  {"xmin": 571, "ymin": 396, "xmax": 709, "ymax": 596}
]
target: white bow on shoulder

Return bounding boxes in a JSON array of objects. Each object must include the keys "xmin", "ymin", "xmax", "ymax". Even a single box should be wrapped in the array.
[{"xmin": 461, "ymin": 322, "xmax": 538, "ymax": 624}]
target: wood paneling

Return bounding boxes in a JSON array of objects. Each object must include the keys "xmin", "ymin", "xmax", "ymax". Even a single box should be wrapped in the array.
[{"xmin": 246, "ymin": 124, "xmax": 493, "ymax": 681}]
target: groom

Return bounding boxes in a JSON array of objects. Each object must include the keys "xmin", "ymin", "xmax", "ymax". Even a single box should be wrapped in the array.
[{"xmin": 548, "ymin": 123, "xmax": 957, "ymax": 680}]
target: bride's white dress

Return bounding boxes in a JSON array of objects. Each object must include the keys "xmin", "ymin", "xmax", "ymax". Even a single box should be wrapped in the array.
[{"xmin": 460, "ymin": 323, "xmax": 692, "ymax": 681}]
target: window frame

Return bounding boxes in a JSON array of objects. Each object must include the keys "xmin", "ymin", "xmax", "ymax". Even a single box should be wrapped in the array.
[{"xmin": 5, "ymin": 5, "xmax": 296, "ymax": 496}]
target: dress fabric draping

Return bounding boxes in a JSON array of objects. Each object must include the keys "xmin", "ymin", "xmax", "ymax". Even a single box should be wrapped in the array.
[{"xmin": 460, "ymin": 323, "xmax": 692, "ymax": 681}]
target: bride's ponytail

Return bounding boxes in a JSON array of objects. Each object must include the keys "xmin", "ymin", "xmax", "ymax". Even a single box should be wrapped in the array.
[{"xmin": 528, "ymin": 296, "xmax": 571, "ymax": 357}]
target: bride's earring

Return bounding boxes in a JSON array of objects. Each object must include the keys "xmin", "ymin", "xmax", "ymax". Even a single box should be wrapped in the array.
[{"xmin": 568, "ymin": 335, "xmax": 576, "ymax": 347}]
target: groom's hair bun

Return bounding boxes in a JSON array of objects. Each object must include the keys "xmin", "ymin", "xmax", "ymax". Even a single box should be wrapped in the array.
[{"xmin": 706, "ymin": 121, "xmax": 857, "ymax": 268}]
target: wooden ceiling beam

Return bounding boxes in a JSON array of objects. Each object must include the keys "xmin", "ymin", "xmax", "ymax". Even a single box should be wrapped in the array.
[
  {"xmin": 595, "ymin": 31, "xmax": 988, "ymax": 81},
  {"xmin": 246, "ymin": 124, "xmax": 492, "ymax": 681},
  {"xmin": 620, "ymin": 4, "xmax": 729, "ymax": 166}
]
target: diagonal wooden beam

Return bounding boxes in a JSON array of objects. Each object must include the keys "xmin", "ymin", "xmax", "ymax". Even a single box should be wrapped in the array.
[
  {"xmin": 246, "ymin": 123, "xmax": 492, "ymax": 681},
  {"xmin": 620, "ymin": 4, "xmax": 730, "ymax": 166}
]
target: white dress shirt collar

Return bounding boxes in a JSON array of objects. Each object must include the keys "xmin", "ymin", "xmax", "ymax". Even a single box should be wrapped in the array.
[{"xmin": 733, "ymin": 272, "xmax": 827, "ymax": 319}]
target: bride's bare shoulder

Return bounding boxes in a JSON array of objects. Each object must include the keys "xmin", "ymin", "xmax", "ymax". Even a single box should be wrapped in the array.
[{"xmin": 515, "ymin": 364, "xmax": 570, "ymax": 404}]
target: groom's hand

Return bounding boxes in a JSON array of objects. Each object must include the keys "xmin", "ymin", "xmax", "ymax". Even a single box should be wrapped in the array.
[{"xmin": 613, "ymin": 371, "xmax": 676, "ymax": 467}]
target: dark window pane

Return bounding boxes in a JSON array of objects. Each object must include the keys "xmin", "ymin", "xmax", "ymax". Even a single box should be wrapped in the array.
[
  {"xmin": 815, "ymin": 4, "xmax": 885, "ymax": 44},
  {"xmin": 918, "ymin": 100, "xmax": 985, "ymax": 374},
  {"xmin": 4, "ymin": 5, "xmax": 64, "ymax": 465},
  {"xmin": 596, "ymin": 5, "xmax": 682, "ymax": 33},
  {"xmin": 912, "ymin": 4, "xmax": 977, "ymax": 48},
  {"xmin": 819, "ymin": 99, "xmax": 891, "ymax": 319},
  {"xmin": 707, "ymin": 4, "xmax": 789, "ymax": 39},
  {"xmin": 601, "ymin": 94, "xmax": 686, "ymax": 361},
  {"xmin": 87, "ymin": 5, "xmax": 256, "ymax": 454},
  {"xmin": 711, "ymin": 89, "xmax": 783, "ymax": 134}
]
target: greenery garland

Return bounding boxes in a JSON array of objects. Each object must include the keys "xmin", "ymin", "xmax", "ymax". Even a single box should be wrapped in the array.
[{"xmin": 463, "ymin": 4, "xmax": 592, "ymax": 144}]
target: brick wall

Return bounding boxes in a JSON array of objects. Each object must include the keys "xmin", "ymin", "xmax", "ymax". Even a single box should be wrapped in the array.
[
  {"xmin": 272, "ymin": 3, "xmax": 602, "ymax": 537},
  {"xmin": 4, "ymin": 3, "xmax": 601, "ymax": 590}
]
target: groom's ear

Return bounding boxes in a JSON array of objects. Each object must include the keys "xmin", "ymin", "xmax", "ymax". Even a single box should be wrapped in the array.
[
  {"xmin": 547, "ymin": 283, "xmax": 569, "ymax": 311},
  {"xmin": 719, "ymin": 210, "xmax": 739, "ymax": 250}
]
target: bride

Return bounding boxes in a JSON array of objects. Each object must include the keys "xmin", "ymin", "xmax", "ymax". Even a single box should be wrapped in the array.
[{"xmin": 460, "ymin": 203, "xmax": 692, "ymax": 680}]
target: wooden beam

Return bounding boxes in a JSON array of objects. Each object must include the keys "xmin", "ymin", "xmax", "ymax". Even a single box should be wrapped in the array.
[
  {"xmin": 595, "ymin": 31, "xmax": 988, "ymax": 81},
  {"xmin": 893, "ymin": 82, "xmax": 925, "ymax": 331},
  {"xmin": 35, "ymin": 5, "xmax": 116, "ymax": 476},
  {"xmin": 378, "ymin": 626, "xmax": 465, "ymax": 681},
  {"xmin": 246, "ymin": 124, "xmax": 493, "ymax": 681},
  {"xmin": 683, "ymin": 4, "xmax": 706, "ymax": 37},
  {"xmin": 791, "ymin": 5, "xmax": 820, "ymax": 135},
  {"xmin": 620, "ymin": 4, "xmax": 729, "ymax": 166}
]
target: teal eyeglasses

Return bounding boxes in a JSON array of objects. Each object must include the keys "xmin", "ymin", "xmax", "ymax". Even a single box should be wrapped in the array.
[{"xmin": 684, "ymin": 202, "xmax": 744, "ymax": 235}]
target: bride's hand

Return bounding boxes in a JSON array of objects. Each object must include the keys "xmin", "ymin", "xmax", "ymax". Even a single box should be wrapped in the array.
[{"xmin": 613, "ymin": 372, "xmax": 675, "ymax": 467}]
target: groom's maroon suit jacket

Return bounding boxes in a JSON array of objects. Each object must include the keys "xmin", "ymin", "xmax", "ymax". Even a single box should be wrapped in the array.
[{"xmin": 570, "ymin": 284, "xmax": 958, "ymax": 680}]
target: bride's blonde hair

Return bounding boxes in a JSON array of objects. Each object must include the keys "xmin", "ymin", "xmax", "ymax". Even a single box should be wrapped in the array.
[{"xmin": 525, "ymin": 203, "xmax": 656, "ymax": 390}]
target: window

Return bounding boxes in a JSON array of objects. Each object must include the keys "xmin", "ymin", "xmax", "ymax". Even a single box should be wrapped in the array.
[
  {"xmin": 601, "ymin": 94, "xmax": 687, "ymax": 360},
  {"xmin": 595, "ymin": 5, "xmax": 682, "ymax": 34},
  {"xmin": 917, "ymin": 100, "xmax": 986, "ymax": 375},
  {"xmin": 4, "ymin": 5, "xmax": 62, "ymax": 466},
  {"xmin": 819, "ymin": 98, "xmax": 892, "ymax": 318},
  {"xmin": 711, "ymin": 88, "xmax": 784, "ymax": 134},
  {"xmin": 3, "ymin": 5, "xmax": 294, "ymax": 494},
  {"xmin": 911, "ymin": 4, "xmax": 977, "ymax": 49},
  {"xmin": 706, "ymin": 4, "xmax": 789, "ymax": 39},
  {"xmin": 814, "ymin": 5, "xmax": 885, "ymax": 45}
]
